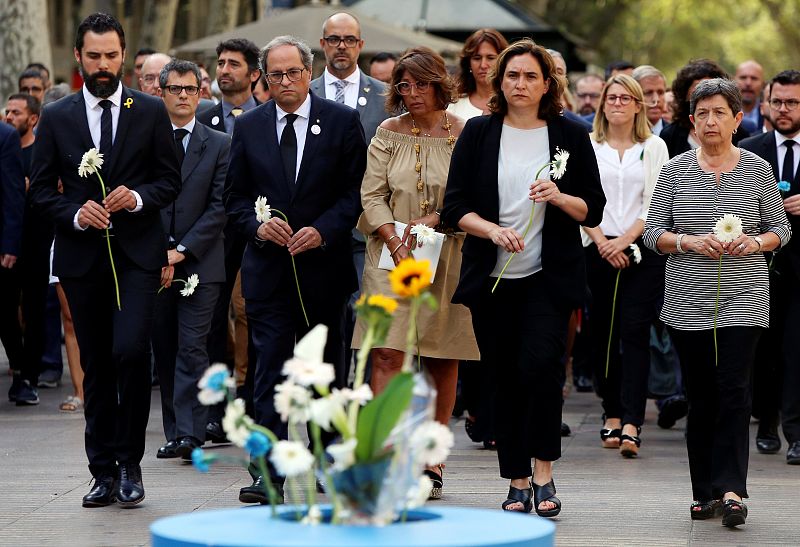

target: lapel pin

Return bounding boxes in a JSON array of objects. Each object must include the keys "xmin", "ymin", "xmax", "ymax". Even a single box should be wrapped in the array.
[
  {"xmin": 358, "ymin": 96, "xmax": 367, "ymax": 106},
  {"xmin": 211, "ymin": 115, "xmax": 220, "ymax": 126},
  {"xmin": 124, "ymin": 97, "xmax": 133, "ymax": 109},
  {"xmin": 311, "ymin": 124, "xmax": 321, "ymax": 135},
  {"xmin": 363, "ymin": 87, "xmax": 370, "ymax": 93}
]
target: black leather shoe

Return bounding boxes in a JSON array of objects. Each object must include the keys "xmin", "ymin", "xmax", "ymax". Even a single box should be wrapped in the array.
[
  {"xmin": 176, "ymin": 436, "xmax": 201, "ymax": 460},
  {"xmin": 756, "ymin": 433, "xmax": 781, "ymax": 454},
  {"xmin": 787, "ymin": 441, "xmax": 800, "ymax": 465},
  {"xmin": 117, "ymin": 463, "xmax": 145, "ymax": 507},
  {"xmin": 239, "ymin": 476, "xmax": 284, "ymax": 504},
  {"xmin": 82, "ymin": 474, "xmax": 117, "ymax": 507},
  {"xmin": 574, "ymin": 375, "xmax": 593, "ymax": 393},
  {"xmin": 157, "ymin": 440, "xmax": 179, "ymax": 459},
  {"xmin": 206, "ymin": 421, "xmax": 229, "ymax": 444}
]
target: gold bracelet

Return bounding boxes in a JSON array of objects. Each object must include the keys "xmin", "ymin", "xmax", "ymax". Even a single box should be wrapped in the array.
[
  {"xmin": 386, "ymin": 234, "xmax": 400, "ymax": 245},
  {"xmin": 390, "ymin": 242, "xmax": 403, "ymax": 256}
]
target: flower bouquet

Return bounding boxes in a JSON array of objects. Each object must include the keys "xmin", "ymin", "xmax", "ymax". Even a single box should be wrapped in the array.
[{"xmin": 191, "ymin": 257, "xmax": 451, "ymax": 525}]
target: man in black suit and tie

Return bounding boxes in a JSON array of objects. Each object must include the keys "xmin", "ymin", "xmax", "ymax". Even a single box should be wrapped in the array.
[
  {"xmin": 29, "ymin": 13, "xmax": 181, "ymax": 507},
  {"xmin": 152, "ymin": 59, "xmax": 230, "ymax": 460},
  {"xmin": 225, "ymin": 35, "xmax": 366, "ymax": 503},
  {"xmin": 740, "ymin": 69, "xmax": 800, "ymax": 464}
]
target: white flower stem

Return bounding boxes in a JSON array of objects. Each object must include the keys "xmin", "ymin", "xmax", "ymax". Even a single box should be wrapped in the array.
[
  {"xmin": 272, "ymin": 209, "xmax": 309, "ymax": 326},
  {"xmin": 605, "ymin": 270, "xmax": 622, "ymax": 378},
  {"xmin": 347, "ymin": 326, "xmax": 374, "ymax": 434},
  {"xmin": 157, "ymin": 278, "xmax": 185, "ymax": 294},
  {"xmin": 714, "ymin": 255, "xmax": 722, "ymax": 366},
  {"xmin": 401, "ymin": 297, "xmax": 421, "ymax": 372},
  {"xmin": 94, "ymin": 170, "xmax": 121, "ymax": 310},
  {"xmin": 310, "ymin": 423, "xmax": 341, "ymax": 524},
  {"xmin": 491, "ymin": 162, "xmax": 549, "ymax": 293}
]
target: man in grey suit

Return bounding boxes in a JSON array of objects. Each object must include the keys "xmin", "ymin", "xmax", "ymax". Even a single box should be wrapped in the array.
[
  {"xmin": 310, "ymin": 12, "xmax": 390, "ymax": 379},
  {"xmin": 152, "ymin": 59, "xmax": 230, "ymax": 460}
]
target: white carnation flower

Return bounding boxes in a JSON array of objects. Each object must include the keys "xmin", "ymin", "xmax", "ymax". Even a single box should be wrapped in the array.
[
  {"xmin": 713, "ymin": 213, "xmax": 743, "ymax": 243},
  {"xmin": 325, "ymin": 438, "xmax": 357, "ymax": 471},
  {"xmin": 221, "ymin": 398, "xmax": 253, "ymax": 447},
  {"xmin": 78, "ymin": 148, "xmax": 104, "ymax": 178},
  {"xmin": 254, "ymin": 196, "xmax": 271, "ymax": 223},
  {"xmin": 270, "ymin": 440, "xmax": 314, "ymax": 477},
  {"xmin": 274, "ymin": 380, "xmax": 311, "ymax": 423},
  {"xmin": 410, "ymin": 421, "xmax": 454, "ymax": 466},
  {"xmin": 410, "ymin": 224, "xmax": 437, "ymax": 246}
]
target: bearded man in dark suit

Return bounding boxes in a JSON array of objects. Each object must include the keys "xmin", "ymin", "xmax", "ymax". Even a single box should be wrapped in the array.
[{"xmin": 29, "ymin": 13, "xmax": 181, "ymax": 508}]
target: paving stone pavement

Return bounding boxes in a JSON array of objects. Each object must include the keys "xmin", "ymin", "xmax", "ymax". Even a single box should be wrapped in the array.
[{"xmin": 2, "ymin": 362, "xmax": 799, "ymax": 546}]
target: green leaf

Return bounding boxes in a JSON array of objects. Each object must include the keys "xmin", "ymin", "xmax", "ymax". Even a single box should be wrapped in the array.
[{"xmin": 355, "ymin": 372, "xmax": 414, "ymax": 462}]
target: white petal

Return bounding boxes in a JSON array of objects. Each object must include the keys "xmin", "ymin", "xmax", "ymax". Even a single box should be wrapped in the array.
[{"xmin": 293, "ymin": 324, "xmax": 328, "ymax": 363}]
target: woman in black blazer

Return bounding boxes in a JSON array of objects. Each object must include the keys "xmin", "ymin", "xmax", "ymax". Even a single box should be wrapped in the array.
[{"xmin": 442, "ymin": 39, "xmax": 605, "ymax": 517}]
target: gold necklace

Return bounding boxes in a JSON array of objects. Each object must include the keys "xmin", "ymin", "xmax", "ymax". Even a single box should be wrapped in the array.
[{"xmin": 410, "ymin": 112, "xmax": 456, "ymax": 214}]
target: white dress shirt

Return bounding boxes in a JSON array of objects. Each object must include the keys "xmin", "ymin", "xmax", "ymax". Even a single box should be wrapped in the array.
[
  {"xmin": 74, "ymin": 84, "xmax": 142, "ymax": 230},
  {"xmin": 322, "ymin": 67, "xmax": 361, "ymax": 109},
  {"xmin": 171, "ymin": 117, "xmax": 196, "ymax": 153},
  {"xmin": 275, "ymin": 94, "xmax": 312, "ymax": 181},
  {"xmin": 774, "ymin": 131, "xmax": 800, "ymax": 181}
]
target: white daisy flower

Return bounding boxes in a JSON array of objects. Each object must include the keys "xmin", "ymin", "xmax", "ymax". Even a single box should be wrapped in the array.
[
  {"xmin": 713, "ymin": 213, "xmax": 743, "ymax": 243},
  {"xmin": 406, "ymin": 474, "xmax": 434, "ymax": 509},
  {"xmin": 629, "ymin": 243, "xmax": 642, "ymax": 264},
  {"xmin": 325, "ymin": 438, "xmax": 357, "ymax": 471},
  {"xmin": 274, "ymin": 380, "xmax": 311, "ymax": 423},
  {"xmin": 180, "ymin": 273, "xmax": 199, "ymax": 297},
  {"xmin": 410, "ymin": 224, "xmax": 437, "ymax": 246},
  {"xmin": 410, "ymin": 421, "xmax": 454, "ymax": 466},
  {"xmin": 270, "ymin": 440, "xmax": 314, "ymax": 477},
  {"xmin": 254, "ymin": 196, "xmax": 271, "ymax": 223},
  {"xmin": 309, "ymin": 394, "xmax": 346, "ymax": 431},
  {"xmin": 197, "ymin": 363, "xmax": 234, "ymax": 405},
  {"xmin": 282, "ymin": 358, "xmax": 335, "ymax": 389},
  {"xmin": 341, "ymin": 384, "xmax": 373, "ymax": 405},
  {"xmin": 221, "ymin": 398, "xmax": 254, "ymax": 447},
  {"xmin": 78, "ymin": 148, "xmax": 104, "ymax": 178},
  {"xmin": 550, "ymin": 147, "xmax": 570, "ymax": 180}
]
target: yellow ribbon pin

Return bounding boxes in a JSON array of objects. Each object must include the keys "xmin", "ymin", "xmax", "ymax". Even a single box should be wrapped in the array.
[{"xmin": 124, "ymin": 98, "xmax": 133, "ymax": 109}]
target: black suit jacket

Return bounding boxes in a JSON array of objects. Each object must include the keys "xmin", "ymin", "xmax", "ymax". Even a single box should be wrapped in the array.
[
  {"xmin": 29, "ymin": 88, "xmax": 181, "ymax": 277},
  {"xmin": 0, "ymin": 123, "xmax": 25, "ymax": 257},
  {"xmin": 442, "ymin": 113, "xmax": 606, "ymax": 309},
  {"xmin": 740, "ymin": 130, "xmax": 800, "ymax": 278},
  {"xmin": 163, "ymin": 122, "xmax": 230, "ymax": 283},
  {"xmin": 224, "ymin": 92, "xmax": 367, "ymax": 301},
  {"xmin": 660, "ymin": 121, "xmax": 752, "ymax": 159}
]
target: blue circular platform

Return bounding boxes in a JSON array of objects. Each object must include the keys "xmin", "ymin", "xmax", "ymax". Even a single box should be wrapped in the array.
[{"xmin": 151, "ymin": 505, "xmax": 555, "ymax": 547}]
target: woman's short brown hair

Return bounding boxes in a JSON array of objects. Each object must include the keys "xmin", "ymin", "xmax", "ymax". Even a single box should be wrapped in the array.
[
  {"xmin": 486, "ymin": 38, "xmax": 563, "ymax": 120},
  {"xmin": 384, "ymin": 47, "xmax": 455, "ymax": 114},
  {"xmin": 456, "ymin": 28, "xmax": 509, "ymax": 96}
]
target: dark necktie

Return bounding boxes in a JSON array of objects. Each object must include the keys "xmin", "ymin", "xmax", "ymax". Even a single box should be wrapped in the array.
[
  {"xmin": 782, "ymin": 140, "xmax": 795, "ymax": 190},
  {"xmin": 281, "ymin": 114, "xmax": 298, "ymax": 184},
  {"xmin": 169, "ymin": 128, "xmax": 189, "ymax": 247},
  {"xmin": 99, "ymin": 99, "xmax": 113, "ymax": 156}
]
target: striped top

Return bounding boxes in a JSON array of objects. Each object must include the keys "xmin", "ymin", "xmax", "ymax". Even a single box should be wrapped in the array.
[{"xmin": 642, "ymin": 149, "xmax": 791, "ymax": 330}]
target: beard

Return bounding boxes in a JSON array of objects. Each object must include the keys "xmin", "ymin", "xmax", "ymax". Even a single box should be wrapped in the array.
[
  {"xmin": 15, "ymin": 120, "xmax": 29, "ymax": 137},
  {"xmin": 775, "ymin": 116, "xmax": 800, "ymax": 137},
  {"xmin": 81, "ymin": 65, "xmax": 123, "ymax": 98}
]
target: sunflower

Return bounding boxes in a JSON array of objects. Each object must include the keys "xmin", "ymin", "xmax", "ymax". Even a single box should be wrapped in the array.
[
  {"xmin": 389, "ymin": 258, "xmax": 432, "ymax": 298},
  {"xmin": 367, "ymin": 294, "xmax": 398, "ymax": 314}
]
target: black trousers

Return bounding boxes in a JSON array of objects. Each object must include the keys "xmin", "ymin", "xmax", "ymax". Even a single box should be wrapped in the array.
[
  {"xmin": 669, "ymin": 326, "xmax": 762, "ymax": 501},
  {"xmin": 586, "ymin": 240, "xmax": 665, "ymax": 426},
  {"xmin": 245, "ymin": 272, "xmax": 348, "ymax": 441},
  {"xmin": 782, "ymin": 281, "xmax": 800, "ymax": 443},
  {"xmin": 751, "ymin": 265, "xmax": 786, "ymax": 431},
  {"xmin": 152, "ymin": 271, "xmax": 221, "ymax": 442},
  {"xmin": 60, "ymin": 243, "xmax": 159, "ymax": 477},
  {"xmin": 470, "ymin": 272, "xmax": 571, "ymax": 479}
]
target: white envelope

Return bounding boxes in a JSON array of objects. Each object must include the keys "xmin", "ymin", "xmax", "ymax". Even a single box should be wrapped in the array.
[{"xmin": 377, "ymin": 221, "xmax": 445, "ymax": 282}]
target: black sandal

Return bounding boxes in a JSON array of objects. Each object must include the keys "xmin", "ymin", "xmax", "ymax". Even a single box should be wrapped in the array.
[
  {"xmin": 424, "ymin": 464, "xmax": 444, "ymax": 500},
  {"xmin": 690, "ymin": 499, "xmax": 723, "ymax": 520},
  {"xmin": 501, "ymin": 481, "xmax": 533, "ymax": 513},
  {"xmin": 532, "ymin": 479, "xmax": 561, "ymax": 518},
  {"xmin": 620, "ymin": 426, "xmax": 642, "ymax": 458},
  {"xmin": 722, "ymin": 498, "xmax": 747, "ymax": 528},
  {"xmin": 600, "ymin": 427, "xmax": 622, "ymax": 448}
]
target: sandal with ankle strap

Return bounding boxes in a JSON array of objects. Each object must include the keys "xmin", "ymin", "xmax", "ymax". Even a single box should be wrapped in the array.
[
  {"xmin": 600, "ymin": 414, "xmax": 622, "ymax": 448},
  {"xmin": 532, "ymin": 479, "xmax": 561, "ymax": 518},
  {"xmin": 424, "ymin": 464, "xmax": 444, "ymax": 500},
  {"xmin": 501, "ymin": 481, "xmax": 532, "ymax": 513},
  {"xmin": 690, "ymin": 499, "xmax": 723, "ymax": 520},
  {"xmin": 620, "ymin": 426, "xmax": 642, "ymax": 458},
  {"xmin": 722, "ymin": 498, "xmax": 747, "ymax": 528}
]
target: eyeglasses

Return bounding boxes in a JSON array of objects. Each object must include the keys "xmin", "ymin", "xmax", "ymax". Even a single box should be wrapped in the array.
[
  {"xmin": 266, "ymin": 68, "xmax": 307, "ymax": 85},
  {"xmin": 576, "ymin": 92, "xmax": 601, "ymax": 100},
  {"xmin": 605, "ymin": 94, "xmax": 637, "ymax": 105},
  {"xmin": 323, "ymin": 35, "xmax": 360, "ymax": 48},
  {"xmin": 394, "ymin": 81, "xmax": 431, "ymax": 95},
  {"xmin": 163, "ymin": 85, "xmax": 200, "ymax": 96},
  {"xmin": 142, "ymin": 75, "xmax": 158, "ymax": 84},
  {"xmin": 769, "ymin": 98, "xmax": 800, "ymax": 111}
]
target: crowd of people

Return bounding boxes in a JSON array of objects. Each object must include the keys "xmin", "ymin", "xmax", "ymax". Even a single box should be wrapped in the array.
[{"xmin": 1, "ymin": 10, "xmax": 798, "ymax": 529}]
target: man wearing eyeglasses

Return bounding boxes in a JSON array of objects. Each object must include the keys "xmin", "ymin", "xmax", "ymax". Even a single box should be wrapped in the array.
[
  {"xmin": 150, "ymin": 59, "xmax": 229, "ymax": 461},
  {"xmin": 18, "ymin": 68, "xmax": 46, "ymax": 104},
  {"xmin": 225, "ymin": 35, "xmax": 366, "ymax": 505},
  {"xmin": 740, "ymin": 69, "xmax": 800, "ymax": 466},
  {"xmin": 139, "ymin": 52, "xmax": 171, "ymax": 96},
  {"xmin": 575, "ymin": 73, "xmax": 605, "ymax": 118}
]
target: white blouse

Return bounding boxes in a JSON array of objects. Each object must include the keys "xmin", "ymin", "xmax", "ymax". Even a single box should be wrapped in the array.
[
  {"xmin": 592, "ymin": 134, "xmax": 668, "ymax": 237},
  {"xmin": 447, "ymin": 96, "xmax": 484, "ymax": 121}
]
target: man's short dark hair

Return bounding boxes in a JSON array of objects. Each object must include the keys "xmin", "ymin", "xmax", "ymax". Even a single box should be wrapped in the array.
[
  {"xmin": 159, "ymin": 59, "xmax": 202, "ymax": 89},
  {"xmin": 216, "ymin": 38, "xmax": 260, "ymax": 73},
  {"xmin": 370, "ymin": 52, "xmax": 396, "ymax": 65},
  {"xmin": 18, "ymin": 69, "xmax": 45, "ymax": 89},
  {"xmin": 25, "ymin": 62, "xmax": 50, "ymax": 80},
  {"xmin": 135, "ymin": 47, "xmax": 156, "ymax": 58},
  {"xmin": 7, "ymin": 93, "xmax": 41, "ymax": 117},
  {"xmin": 770, "ymin": 70, "xmax": 800, "ymax": 93},
  {"xmin": 605, "ymin": 60, "xmax": 635, "ymax": 80},
  {"xmin": 75, "ymin": 12, "xmax": 126, "ymax": 53}
]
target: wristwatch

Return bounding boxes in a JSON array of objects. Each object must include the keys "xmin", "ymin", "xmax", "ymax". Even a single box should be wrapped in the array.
[{"xmin": 753, "ymin": 236, "xmax": 763, "ymax": 251}]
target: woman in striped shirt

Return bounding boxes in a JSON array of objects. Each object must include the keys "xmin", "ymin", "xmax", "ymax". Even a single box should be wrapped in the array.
[{"xmin": 643, "ymin": 79, "xmax": 791, "ymax": 528}]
